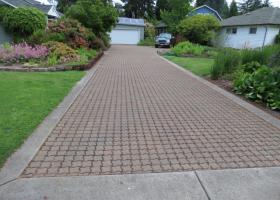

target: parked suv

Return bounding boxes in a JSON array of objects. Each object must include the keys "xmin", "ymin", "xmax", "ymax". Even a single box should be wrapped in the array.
[{"xmin": 155, "ymin": 33, "xmax": 174, "ymax": 48}]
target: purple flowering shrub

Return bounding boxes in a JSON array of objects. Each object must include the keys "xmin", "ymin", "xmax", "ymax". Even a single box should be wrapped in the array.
[{"xmin": 0, "ymin": 43, "xmax": 49, "ymax": 64}]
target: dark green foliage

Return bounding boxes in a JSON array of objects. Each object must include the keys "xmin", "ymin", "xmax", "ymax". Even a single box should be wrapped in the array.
[
  {"xmin": 122, "ymin": 0, "xmax": 155, "ymax": 19},
  {"xmin": 241, "ymin": 61, "xmax": 262, "ymax": 73},
  {"xmin": 66, "ymin": 0, "xmax": 118, "ymax": 37},
  {"xmin": 57, "ymin": 0, "xmax": 77, "ymax": 12},
  {"xmin": 229, "ymin": 0, "xmax": 238, "ymax": 17},
  {"xmin": 269, "ymin": 49, "xmax": 280, "ymax": 67},
  {"xmin": 161, "ymin": 0, "xmax": 191, "ymax": 34},
  {"xmin": 3, "ymin": 7, "xmax": 46, "ymax": 37},
  {"xmin": 275, "ymin": 33, "xmax": 280, "ymax": 44},
  {"xmin": 138, "ymin": 38, "xmax": 154, "ymax": 46},
  {"xmin": 0, "ymin": 6, "xmax": 12, "ymax": 22},
  {"xmin": 155, "ymin": 0, "xmax": 170, "ymax": 19},
  {"xmin": 239, "ymin": 0, "xmax": 271, "ymax": 14},
  {"xmin": 211, "ymin": 48, "xmax": 241, "ymax": 79},
  {"xmin": 234, "ymin": 66, "xmax": 280, "ymax": 110},
  {"xmin": 177, "ymin": 15, "xmax": 220, "ymax": 45}
]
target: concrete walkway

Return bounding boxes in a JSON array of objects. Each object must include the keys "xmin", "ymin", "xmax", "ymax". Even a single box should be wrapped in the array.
[{"xmin": 1, "ymin": 45, "xmax": 280, "ymax": 199}]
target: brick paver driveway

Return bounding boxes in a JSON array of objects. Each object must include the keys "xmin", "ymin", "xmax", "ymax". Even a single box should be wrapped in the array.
[{"xmin": 22, "ymin": 45, "xmax": 280, "ymax": 177}]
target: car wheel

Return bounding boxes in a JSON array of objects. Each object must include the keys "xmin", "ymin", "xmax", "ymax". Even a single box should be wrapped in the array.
[{"xmin": 155, "ymin": 45, "xmax": 158, "ymax": 48}]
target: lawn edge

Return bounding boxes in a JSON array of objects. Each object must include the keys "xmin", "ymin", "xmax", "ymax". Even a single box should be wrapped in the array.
[
  {"xmin": 0, "ymin": 57, "xmax": 102, "ymax": 185},
  {"xmin": 159, "ymin": 54, "xmax": 280, "ymax": 130}
]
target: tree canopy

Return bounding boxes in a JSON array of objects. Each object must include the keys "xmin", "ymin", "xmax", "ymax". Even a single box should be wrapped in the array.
[
  {"xmin": 121, "ymin": 0, "xmax": 155, "ymax": 19},
  {"xmin": 239, "ymin": 0, "xmax": 271, "ymax": 14},
  {"xmin": 229, "ymin": 0, "xmax": 238, "ymax": 17}
]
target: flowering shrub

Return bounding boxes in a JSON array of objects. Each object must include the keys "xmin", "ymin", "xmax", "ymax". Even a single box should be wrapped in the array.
[
  {"xmin": 0, "ymin": 43, "xmax": 49, "ymax": 64},
  {"xmin": 43, "ymin": 41, "xmax": 80, "ymax": 63}
]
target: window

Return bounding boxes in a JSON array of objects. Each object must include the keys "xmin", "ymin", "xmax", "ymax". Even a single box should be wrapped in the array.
[
  {"xmin": 226, "ymin": 27, "xmax": 238, "ymax": 34},
  {"xmin": 249, "ymin": 27, "xmax": 257, "ymax": 34}
]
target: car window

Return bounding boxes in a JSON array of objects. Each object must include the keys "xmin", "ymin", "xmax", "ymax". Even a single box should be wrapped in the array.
[{"xmin": 159, "ymin": 33, "xmax": 171, "ymax": 39}]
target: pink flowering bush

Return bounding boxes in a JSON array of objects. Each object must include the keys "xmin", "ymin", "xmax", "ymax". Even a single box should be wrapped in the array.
[{"xmin": 0, "ymin": 43, "xmax": 49, "ymax": 64}]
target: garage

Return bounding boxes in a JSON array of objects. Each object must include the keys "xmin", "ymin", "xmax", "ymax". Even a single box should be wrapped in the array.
[{"xmin": 110, "ymin": 17, "xmax": 145, "ymax": 45}]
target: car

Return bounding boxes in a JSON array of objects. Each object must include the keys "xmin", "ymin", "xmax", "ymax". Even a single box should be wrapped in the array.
[{"xmin": 155, "ymin": 33, "xmax": 175, "ymax": 48}]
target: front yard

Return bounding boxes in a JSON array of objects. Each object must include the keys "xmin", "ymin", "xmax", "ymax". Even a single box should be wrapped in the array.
[
  {"xmin": 0, "ymin": 71, "xmax": 85, "ymax": 167},
  {"xmin": 165, "ymin": 55, "xmax": 214, "ymax": 76}
]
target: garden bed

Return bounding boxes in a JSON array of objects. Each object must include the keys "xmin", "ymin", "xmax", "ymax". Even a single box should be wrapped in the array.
[{"xmin": 0, "ymin": 51, "xmax": 103, "ymax": 72}]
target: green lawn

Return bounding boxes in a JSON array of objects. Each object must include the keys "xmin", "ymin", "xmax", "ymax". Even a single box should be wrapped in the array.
[
  {"xmin": 0, "ymin": 71, "xmax": 85, "ymax": 167},
  {"xmin": 165, "ymin": 55, "xmax": 214, "ymax": 76}
]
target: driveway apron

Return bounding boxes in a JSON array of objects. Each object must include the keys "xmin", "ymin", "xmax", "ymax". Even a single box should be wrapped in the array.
[{"xmin": 22, "ymin": 45, "xmax": 280, "ymax": 177}]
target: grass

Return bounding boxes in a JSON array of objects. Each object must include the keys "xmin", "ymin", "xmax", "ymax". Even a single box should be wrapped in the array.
[
  {"xmin": 165, "ymin": 55, "xmax": 214, "ymax": 76},
  {"xmin": 0, "ymin": 71, "xmax": 85, "ymax": 167}
]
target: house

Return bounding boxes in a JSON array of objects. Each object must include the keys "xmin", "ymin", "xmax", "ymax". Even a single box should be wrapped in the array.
[
  {"xmin": 189, "ymin": 5, "xmax": 222, "ymax": 21},
  {"xmin": 155, "ymin": 21, "xmax": 168, "ymax": 35},
  {"xmin": 216, "ymin": 7, "xmax": 280, "ymax": 49},
  {"xmin": 110, "ymin": 17, "xmax": 145, "ymax": 45},
  {"xmin": 0, "ymin": 0, "xmax": 61, "ymax": 19}
]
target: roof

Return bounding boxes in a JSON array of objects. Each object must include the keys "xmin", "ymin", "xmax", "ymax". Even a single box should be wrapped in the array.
[
  {"xmin": 155, "ymin": 21, "xmax": 167, "ymax": 28},
  {"xmin": 222, "ymin": 7, "xmax": 280, "ymax": 26},
  {"xmin": 117, "ymin": 17, "xmax": 145, "ymax": 27},
  {"xmin": 190, "ymin": 5, "xmax": 222, "ymax": 20},
  {"xmin": 0, "ymin": 0, "xmax": 56, "ymax": 17}
]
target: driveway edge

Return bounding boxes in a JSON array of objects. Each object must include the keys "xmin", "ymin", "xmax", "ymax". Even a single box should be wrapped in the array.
[
  {"xmin": 159, "ymin": 55, "xmax": 280, "ymax": 130},
  {"xmin": 0, "ymin": 59, "xmax": 101, "ymax": 186}
]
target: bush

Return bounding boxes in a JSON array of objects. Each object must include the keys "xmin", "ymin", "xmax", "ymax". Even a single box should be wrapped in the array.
[
  {"xmin": 144, "ymin": 22, "xmax": 155, "ymax": 38},
  {"xmin": 269, "ymin": 48, "xmax": 280, "ymax": 67},
  {"xmin": 43, "ymin": 41, "xmax": 79, "ymax": 64},
  {"xmin": 3, "ymin": 7, "xmax": 46, "ymax": 37},
  {"xmin": 91, "ymin": 37, "xmax": 106, "ymax": 50},
  {"xmin": 234, "ymin": 66, "xmax": 280, "ymax": 109},
  {"xmin": 0, "ymin": 6, "xmax": 11, "ymax": 22},
  {"xmin": 138, "ymin": 38, "xmax": 154, "ymax": 46},
  {"xmin": 211, "ymin": 48, "xmax": 241, "ymax": 79},
  {"xmin": 0, "ymin": 43, "xmax": 49, "ymax": 64},
  {"xmin": 241, "ymin": 61, "xmax": 262, "ymax": 73},
  {"xmin": 171, "ymin": 41, "xmax": 205, "ymax": 56},
  {"xmin": 29, "ymin": 18, "xmax": 95, "ymax": 48},
  {"xmin": 177, "ymin": 15, "xmax": 220, "ymax": 45},
  {"xmin": 275, "ymin": 33, "xmax": 280, "ymax": 44}
]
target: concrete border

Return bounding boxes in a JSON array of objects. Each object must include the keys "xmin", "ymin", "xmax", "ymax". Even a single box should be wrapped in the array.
[
  {"xmin": 0, "ymin": 57, "xmax": 102, "ymax": 186},
  {"xmin": 159, "ymin": 55, "xmax": 280, "ymax": 130}
]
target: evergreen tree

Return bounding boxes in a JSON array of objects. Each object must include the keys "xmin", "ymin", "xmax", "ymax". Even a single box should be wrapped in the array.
[
  {"xmin": 122, "ymin": 0, "xmax": 155, "ymax": 19},
  {"xmin": 229, "ymin": 0, "xmax": 238, "ymax": 17},
  {"xmin": 155, "ymin": 0, "xmax": 170, "ymax": 20},
  {"xmin": 239, "ymin": 0, "xmax": 270, "ymax": 14}
]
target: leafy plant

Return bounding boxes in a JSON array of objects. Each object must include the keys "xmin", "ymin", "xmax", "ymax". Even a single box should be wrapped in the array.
[
  {"xmin": 0, "ymin": 6, "xmax": 11, "ymax": 22},
  {"xmin": 241, "ymin": 61, "xmax": 262, "ymax": 73},
  {"xmin": 43, "ymin": 41, "xmax": 79, "ymax": 64},
  {"xmin": 171, "ymin": 41, "xmax": 205, "ymax": 56},
  {"xmin": 211, "ymin": 48, "xmax": 241, "ymax": 79},
  {"xmin": 3, "ymin": 7, "xmax": 46, "ymax": 37},
  {"xmin": 177, "ymin": 15, "xmax": 220, "ymax": 45}
]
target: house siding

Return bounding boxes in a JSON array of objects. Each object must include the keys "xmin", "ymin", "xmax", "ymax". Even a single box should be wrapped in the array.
[
  {"xmin": 216, "ymin": 25, "xmax": 280, "ymax": 48},
  {"xmin": 190, "ymin": 7, "xmax": 220, "ymax": 20},
  {"xmin": 0, "ymin": 24, "xmax": 12, "ymax": 45}
]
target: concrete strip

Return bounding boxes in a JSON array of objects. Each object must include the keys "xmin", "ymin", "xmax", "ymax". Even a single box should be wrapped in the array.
[
  {"xmin": 159, "ymin": 55, "xmax": 280, "ymax": 130},
  {"xmin": 0, "ymin": 61, "xmax": 101, "ymax": 186},
  {"xmin": 197, "ymin": 167, "xmax": 280, "ymax": 200},
  {"xmin": 0, "ymin": 172, "xmax": 208, "ymax": 200}
]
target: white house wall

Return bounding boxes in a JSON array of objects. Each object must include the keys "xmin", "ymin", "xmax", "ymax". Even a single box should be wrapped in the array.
[{"xmin": 217, "ymin": 25, "xmax": 280, "ymax": 49}]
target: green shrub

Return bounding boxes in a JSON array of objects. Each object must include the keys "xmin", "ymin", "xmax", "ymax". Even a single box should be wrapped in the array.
[
  {"xmin": 43, "ymin": 41, "xmax": 80, "ymax": 64},
  {"xmin": 234, "ymin": 66, "xmax": 280, "ymax": 110},
  {"xmin": 269, "ymin": 49, "xmax": 280, "ymax": 67},
  {"xmin": 211, "ymin": 48, "xmax": 241, "ymax": 79},
  {"xmin": 3, "ymin": 7, "xmax": 46, "ymax": 37},
  {"xmin": 138, "ymin": 38, "xmax": 154, "ymax": 46},
  {"xmin": 0, "ymin": 6, "xmax": 11, "ymax": 22},
  {"xmin": 275, "ymin": 33, "xmax": 280, "ymax": 44},
  {"xmin": 241, "ymin": 61, "xmax": 262, "ymax": 73},
  {"xmin": 171, "ymin": 41, "xmax": 205, "ymax": 56},
  {"xmin": 177, "ymin": 15, "xmax": 220, "ymax": 45}
]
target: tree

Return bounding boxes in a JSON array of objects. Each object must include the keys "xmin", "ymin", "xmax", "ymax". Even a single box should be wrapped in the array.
[
  {"xmin": 155, "ymin": 0, "xmax": 170, "ymax": 20},
  {"xmin": 66, "ymin": 0, "xmax": 118, "ymax": 37},
  {"xmin": 122, "ymin": 0, "xmax": 155, "ymax": 19},
  {"xmin": 177, "ymin": 15, "xmax": 220, "ymax": 45},
  {"xmin": 239, "ymin": 0, "xmax": 270, "ymax": 14},
  {"xmin": 229, "ymin": 0, "xmax": 238, "ymax": 17},
  {"xmin": 57, "ymin": 0, "xmax": 77, "ymax": 12},
  {"xmin": 161, "ymin": 0, "xmax": 191, "ymax": 33}
]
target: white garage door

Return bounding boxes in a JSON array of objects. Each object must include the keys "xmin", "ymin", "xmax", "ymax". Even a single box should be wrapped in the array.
[{"xmin": 110, "ymin": 29, "xmax": 140, "ymax": 45}]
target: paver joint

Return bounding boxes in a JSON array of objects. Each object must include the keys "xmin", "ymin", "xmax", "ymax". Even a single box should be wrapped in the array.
[{"xmin": 22, "ymin": 45, "xmax": 280, "ymax": 177}]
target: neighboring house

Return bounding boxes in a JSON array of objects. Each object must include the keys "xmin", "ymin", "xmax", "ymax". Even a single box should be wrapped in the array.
[
  {"xmin": 0, "ymin": 0, "xmax": 61, "ymax": 18},
  {"xmin": 155, "ymin": 22, "xmax": 168, "ymax": 35},
  {"xmin": 110, "ymin": 17, "xmax": 145, "ymax": 45},
  {"xmin": 189, "ymin": 5, "xmax": 222, "ymax": 21},
  {"xmin": 217, "ymin": 7, "xmax": 280, "ymax": 49}
]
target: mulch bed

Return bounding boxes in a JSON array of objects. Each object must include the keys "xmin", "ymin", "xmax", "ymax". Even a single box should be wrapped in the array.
[
  {"xmin": 0, "ymin": 51, "xmax": 104, "ymax": 72},
  {"xmin": 208, "ymin": 78, "xmax": 280, "ymax": 120}
]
